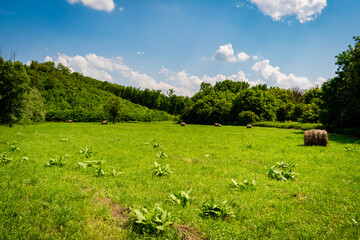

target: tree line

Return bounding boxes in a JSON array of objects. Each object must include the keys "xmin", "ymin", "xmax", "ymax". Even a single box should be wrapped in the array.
[
  {"xmin": 179, "ymin": 36, "xmax": 360, "ymax": 129},
  {"xmin": 0, "ymin": 58, "xmax": 175, "ymax": 125},
  {"xmin": 0, "ymin": 36, "xmax": 359, "ymax": 129}
]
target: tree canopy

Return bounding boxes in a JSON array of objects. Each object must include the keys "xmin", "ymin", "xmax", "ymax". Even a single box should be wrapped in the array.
[{"xmin": 320, "ymin": 36, "xmax": 360, "ymax": 128}]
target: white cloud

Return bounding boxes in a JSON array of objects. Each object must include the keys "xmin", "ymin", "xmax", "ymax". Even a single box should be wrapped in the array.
[
  {"xmin": 52, "ymin": 53, "xmax": 114, "ymax": 81},
  {"xmin": 44, "ymin": 56, "xmax": 53, "ymax": 62},
  {"xmin": 237, "ymin": 52, "xmax": 250, "ymax": 62},
  {"xmin": 201, "ymin": 74, "xmax": 227, "ymax": 85},
  {"xmin": 212, "ymin": 44, "xmax": 250, "ymax": 62},
  {"xmin": 236, "ymin": 3, "xmax": 245, "ymax": 8},
  {"xmin": 119, "ymin": 7, "xmax": 125, "ymax": 11},
  {"xmin": 315, "ymin": 77, "xmax": 327, "ymax": 86},
  {"xmin": 49, "ymin": 53, "xmax": 192, "ymax": 96},
  {"xmin": 67, "ymin": 0, "xmax": 115, "ymax": 12},
  {"xmin": 247, "ymin": 0, "xmax": 327, "ymax": 23},
  {"xmin": 159, "ymin": 67, "xmax": 259, "ymax": 94},
  {"xmin": 252, "ymin": 59, "xmax": 312, "ymax": 89},
  {"xmin": 159, "ymin": 67, "xmax": 202, "ymax": 90},
  {"xmin": 47, "ymin": 52, "xmax": 264, "ymax": 97},
  {"xmin": 136, "ymin": 52, "xmax": 144, "ymax": 55},
  {"xmin": 201, "ymin": 71, "xmax": 253, "ymax": 85},
  {"xmin": 123, "ymin": 70, "xmax": 193, "ymax": 96}
]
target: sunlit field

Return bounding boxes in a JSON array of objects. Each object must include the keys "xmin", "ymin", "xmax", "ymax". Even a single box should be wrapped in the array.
[{"xmin": 1, "ymin": 122, "xmax": 359, "ymax": 239}]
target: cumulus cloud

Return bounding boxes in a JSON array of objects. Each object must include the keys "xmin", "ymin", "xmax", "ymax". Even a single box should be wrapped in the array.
[
  {"xmin": 201, "ymin": 71, "xmax": 253, "ymax": 85},
  {"xmin": 237, "ymin": 52, "xmax": 250, "ymax": 62},
  {"xmin": 123, "ymin": 70, "xmax": 193, "ymax": 96},
  {"xmin": 247, "ymin": 0, "xmax": 327, "ymax": 23},
  {"xmin": 252, "ymin": 59, "xmax": 312, "ymax": 89},
  {"xmin": 44, "ymin": 56, "xmax": 53, "ymax": 62},
  {"xmin": 159, "ymin": 67, "xmax": 202, "ymax": 89},
  {"xmin": 48, "ymin": 53, "xmax": 192, "ymax": 96},
  {"xmin": 47, "ymin": 52, "xmax": 263, "ymax": 97},
  {"xmin": 315, "ymin": 77, "xmax": 327, "ymax": 86},
  {"xmin": 67, "ymin": 0, "xmax": 115, "ymax": 12},
  {"xmin": 54, "ymin": 53, "xmax": 114, "ymax": 81},
  {"xmin": 212, "ymin": 44, "xmax": 250, "ymax": 62},
  {"xmin": 159, "ymin": 67, "xmax": 259, "ymax": 94}
]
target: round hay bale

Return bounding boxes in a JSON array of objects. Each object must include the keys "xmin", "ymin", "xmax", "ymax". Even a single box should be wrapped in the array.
[
  {"xmin": 180, "ymin": 122, "xmax": 186, "ymax": 126},
  {"xmin": 214, "ymin": 123, "xmax": 219, "ymax": 126},
  {"xmin": 247, "ymin": 124, "xmax": 252, "ymax": 128},
  {"xmin": 218, "ymin": 124, "xmax": 222, "ymax": 127},
  {"xmin": 68, "ymin": 120, "xmax": 73, "ymax": 123},
  {"xmin": 304, "ymin": 129, "xmax": 328, "ymax": 147},
  {"xmin": 101, "ymin": 120, "xmax": 108, "ymax": 125}
]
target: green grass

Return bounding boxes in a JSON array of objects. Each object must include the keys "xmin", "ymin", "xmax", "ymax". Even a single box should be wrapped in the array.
[{"xmin": 0, "ymin": 122, "xmax": 359, "ymax": 239}]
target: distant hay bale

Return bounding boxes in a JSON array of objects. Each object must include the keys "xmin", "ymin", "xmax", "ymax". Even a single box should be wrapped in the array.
[
  {"xmin": 214, "ymin": 123, "xmax": 219, "ymax": 126},
  {"xmin": 181, "ymin": 122, "xmax": 186, "ymax": 126},
  {"xmin": 102, "ymin": 120, "xmax": 108, "ymax": 125},
  {"xmin": 247, "ymin": 124, "xmax": 252, "ymax": 128},
  {"xmin": 304, "ymin": 129, "xmax": 328, "ymax": 147},
  {"xmin": 218, "ymin": 124, "xmax": 222, "ymax": 127},
  {"xmin": 68, "ymin": 120, "xmax": 73, "ymax": 123}
]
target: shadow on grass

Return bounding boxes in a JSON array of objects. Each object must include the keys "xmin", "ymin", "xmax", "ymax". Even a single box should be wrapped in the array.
[
  {"xmin": 328, "ymin": 133, "xmax": 359, "ymax": 144},
  {"xmin": 292, "ymin": 131, "xmax": 304, "ymax": 135}
]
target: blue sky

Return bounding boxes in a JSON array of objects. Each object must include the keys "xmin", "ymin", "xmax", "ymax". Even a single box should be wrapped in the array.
[{"xmin": 1, "ymin": 0, "xmax": 359, "ymax": 95}]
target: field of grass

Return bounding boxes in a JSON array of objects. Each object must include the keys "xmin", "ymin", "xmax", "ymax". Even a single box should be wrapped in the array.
[{"xmin": 1, "ymin": 122, "xmax": 359, "ymax": 239}]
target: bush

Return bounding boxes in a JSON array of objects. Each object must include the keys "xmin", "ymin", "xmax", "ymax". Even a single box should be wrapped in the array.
[
  {"xmin": 46, "ymin": 110, "xmax": 108, "ymax": 122},
  {"xmin": 252, "ymin": 121, "xmax": 325, "ymax": 131},
  {"xmin": 238, "ymin": 111, "xmax": 259, "ymax": 125}
]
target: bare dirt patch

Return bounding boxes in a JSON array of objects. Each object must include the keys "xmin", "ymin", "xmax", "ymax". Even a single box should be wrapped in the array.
[
  {"xmin": 176, "ymin": 224, "xmax": 205, "ymax": 240},
  {"xmin": 292, "ymin": 193, "xmax": 307, "ymax": 202},
  {"xmin": 99, "ymin": 197, "xmax": 130, "ymax": 226},
  {"xmin": 247, "ymin": 161, "xmax": 261, "ymax": 165}
]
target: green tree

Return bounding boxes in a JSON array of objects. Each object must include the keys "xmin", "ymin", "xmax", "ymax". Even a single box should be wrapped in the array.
[
  {"xmin": 103, "ymin": 96, "xmax": 125, "ymax": 124},
  {"xmin": 321, "ymin": 36, "xmax": 360, "ymax": 127},
  {"xmin": 20, "ymin": 87, "xmax": 45, "ymax": 123},
  {"xmin": 238, "ymin": 110, "xmax": 260, "ymax": 125},
  {"xmin": 231, "ymin": 89, "xmax": 276, "ymax": 122},
  {"xmin": 0, "ymin": 57, "xmax": 32, "ymax": 124}
]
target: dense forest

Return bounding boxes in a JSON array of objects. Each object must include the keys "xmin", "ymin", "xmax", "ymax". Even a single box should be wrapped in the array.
[{"xmin": 0, "ymin": 36, "xmax": 359, "ymax": 129}]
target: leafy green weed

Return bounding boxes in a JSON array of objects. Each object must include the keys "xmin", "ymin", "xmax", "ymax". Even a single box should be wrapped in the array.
[
  {"xmin": 200, "ymin": 198, "xmax": 235, "ymax": 219},
  {"xmin": 268, "ymin": 161, "xmax": 298, "ymax": 181},
  {"xmin": 131, "ymin": 205, "xmax": 173, "ymax": 234},
  {"xmin": 168, "ymin": 188, "xmax": 195, "ymax": 207},
  {"xmin": 153, "ymin": 162, "xmax": 172, "ymax": 177}
]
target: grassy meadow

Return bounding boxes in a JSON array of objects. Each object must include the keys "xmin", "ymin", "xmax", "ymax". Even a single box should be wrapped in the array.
[{"xmin": 0, "ymin": 122, "xmax": 359, "ymax": 239}]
